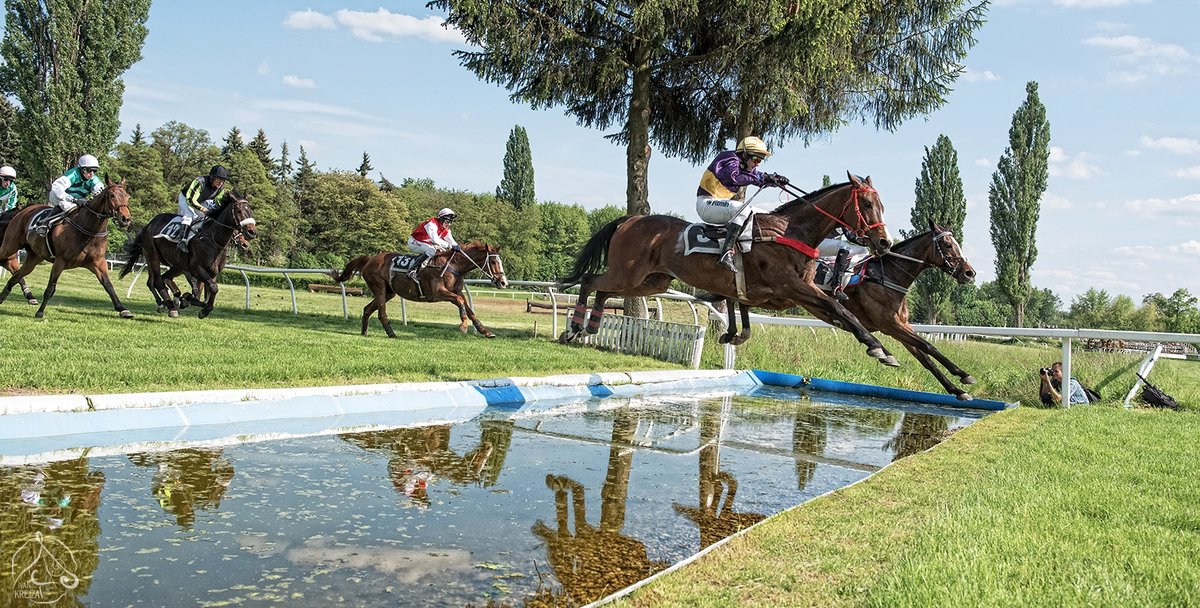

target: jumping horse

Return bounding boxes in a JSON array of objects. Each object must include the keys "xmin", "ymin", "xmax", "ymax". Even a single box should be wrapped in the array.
[
  {"xmin": 0, "ymin": 178, "xmax": 133, "ymax": 318},
  {"xmin": 560, "ymin": 173, "xmax": 900, "ymax": 366},
  {"xmin": 331, "ymin": 242, "xmax": 508, "ymax": 338},
  {"xmin": 118, "ymin": 194, "xmax": 257, "ymax": 319}
]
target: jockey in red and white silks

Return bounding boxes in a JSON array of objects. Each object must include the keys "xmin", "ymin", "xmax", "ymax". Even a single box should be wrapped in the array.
[{"xmin": 405, "ymin": 208, "xmax": 460, "ymax": 278}]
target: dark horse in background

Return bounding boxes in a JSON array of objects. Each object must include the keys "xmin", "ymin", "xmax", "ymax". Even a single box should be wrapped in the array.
[
  {"xmin": 332, "ymin": 242, "xmax": 508, "ymax": 338},
  {"xmin": 118, "ymin": 194, "xmax": 257, "ymax": 319},
  {"xmin": 0, "ymin": 178, "xmax": 133, "ymax": 318},
  {"xmin": 0, "ymin": 208, "xmax": 39, "ymax": 305},
  {"xmin": 560, "ymin": 173, "xmax": 900, "ymax": 366}
]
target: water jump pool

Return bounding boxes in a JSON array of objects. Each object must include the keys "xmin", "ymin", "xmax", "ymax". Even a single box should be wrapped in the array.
[{"xmin": 0, "ymin": 372, "xmax": 1004, "ymax": 607}]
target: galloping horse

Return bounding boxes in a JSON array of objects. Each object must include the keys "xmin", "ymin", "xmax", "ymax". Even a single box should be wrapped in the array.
[
  {"xmin": 118, "ymin": 194, "xmax": 257, "ymax": 319},
  {"xmin": 331, "ymin": 241, "xmax": 508, "ymax": 338},
  {"xmin": 831, "ymin": 221, "xmax": 979, "ymax": 399},
  {"xmin": 0, "ymin": 178, "xmax": 133, "ymax": 318},
  {"xmin": 166, "ymin": 231, "xmax": 251, "ymax": 312},
  {"xmin": 561, "ymin": 173, "xmax": 900, "ymax": 366},
  {"xmin": 0, "ymin": 208, "xmax": 39, "ymax": 305}
]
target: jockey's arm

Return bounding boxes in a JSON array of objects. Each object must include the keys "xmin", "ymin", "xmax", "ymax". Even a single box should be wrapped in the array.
[
  {"xmin": 184, "ymin": 178, "xmax": 209, "ymax": 212},
  {"xmin": 444, "ymin": 231, "xmax": 459, "ymax": 249},
  {"xmin": 90, "ymin": 178, "xmax": 105, "ymax": 197},
  {"xmin": 423, "ymin": 219, "xmax": 450, "ymax": 249},
  {"xmin": 48, "ymin": 175, "xmax": 73, "ymax": 205},
  {"xmin": 714, "ymin": 158, "xmax": 766, "ymax": 189}
]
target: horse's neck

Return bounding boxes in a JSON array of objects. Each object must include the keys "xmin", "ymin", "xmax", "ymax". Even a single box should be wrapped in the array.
[
  {"xmin": 203, "ymin": 208, "xmax": 238, "ymax": 244},
  {"xmin": 73, "ymin": 198, "xmax": 111, "ymax": 231},
  {"xmin": 767, "ymin": 202, "xmax": 840, "ymax": 244},
  {"xmin": 878, "ymin": 241, "xmax": 931, "ymax": 287}
]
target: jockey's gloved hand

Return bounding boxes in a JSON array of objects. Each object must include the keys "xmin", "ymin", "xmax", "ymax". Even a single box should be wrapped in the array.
[
  {"xmin": 771, "ymin": 173, "xmax": 790, "ymax": 186},
  {"xmin": 452, "ymin": 244, "xmax": 462, "ymax": 252}
]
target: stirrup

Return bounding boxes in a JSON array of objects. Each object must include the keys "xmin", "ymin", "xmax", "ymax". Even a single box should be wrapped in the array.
[
  {"xmin": 832, "ymin": 287, "xmax": 848, "ymax": 301},
  {"xmin": 717, "ymin": 250, "xmax": 738, "ymax": 273}
]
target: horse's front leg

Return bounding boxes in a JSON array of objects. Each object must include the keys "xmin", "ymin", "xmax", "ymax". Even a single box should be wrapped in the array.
[
  {"xmin": 731, "ymin": 302, "xmax": 753, "ymax": 346},
  {"xmin": 89, "ymin": 257, "xmax": 134, "ymax": 319},
  {"xmin": 718, "ymin": 298, "xmax": 739, "ymax": 344},
  {"xmin": 199, "ymin": 273, "xmax": 219, "ymax": 320},
  {"xmin": 794, "ymin": 283, "xmax": 898, "ymax": 367},
  {"xmin": 1, "ymin": 253, "xmax": 41, "ymax": 305},
  {"xmin": 887, "ymin": 326, "xmax": 974, "ymax": 399},
  {"xmin": 443, "ymin": 289, "xmax": 495, "ymax": 338}
]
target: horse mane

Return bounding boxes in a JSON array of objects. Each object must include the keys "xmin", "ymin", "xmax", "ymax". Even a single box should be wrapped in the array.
[{"xmin": 770, "ymin": 181, "xmax": 851, "ymax": 214}]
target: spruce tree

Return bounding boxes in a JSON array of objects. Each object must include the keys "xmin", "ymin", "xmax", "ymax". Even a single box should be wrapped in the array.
[
  {"xmin": 222, "ymin": 127, "xmax": 245, "ymax": 156},
  {"xmin": 496, "ymin": 125, "xmax": 535, "ymax": 210},
  {"xmin": 357, "ymin": 151, "xmax": 374, "ymax": 178},
  {"xmin": 989, "ymin": 82, "xmax": 1050, "ymax": 327},
  {"xmin": 906, "ymin": 134, "xmax": 967, "ymax": 325},
  {"xmin": 0, "ymin": 0, "xmax": 150, "ymax": 186},
  {"xmin": 273, "ymin": 141, "xmax": 293, "ymax": 184},
  {"xmin": 130, "ymin": 124, "xmax": 146, "ymax": 146},
  {"xmin": 293, "ymin": 145, "xmax": 317, "ymax": 215},
  {"xmin": 248, "ymin": 129, "xmax": 274, "ymax": 169}
]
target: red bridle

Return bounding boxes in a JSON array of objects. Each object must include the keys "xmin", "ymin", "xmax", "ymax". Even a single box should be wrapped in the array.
[{"xmin": 811, "ymin": 186, "xmax": 886, "ymax": 239}]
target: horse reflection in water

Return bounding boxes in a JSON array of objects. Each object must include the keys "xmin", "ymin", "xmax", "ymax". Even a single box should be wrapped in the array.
[
  {"xmin": 0, "ymin": 458, "xmax": 106, "ymax": 605},
  {"xmin": 529, "ymin": 409, "xmax": 669, "ymax": 606},
  {"xmin": 127, "ymin": 449, "xmax": 235, "ymax": 529},
  {"xmin": 673, "ymin": 397, "xmax": 766, "ymax": 549},
  {"xmin": 341, "ymin": 420, "xmax": 514, "ymax": 508}
]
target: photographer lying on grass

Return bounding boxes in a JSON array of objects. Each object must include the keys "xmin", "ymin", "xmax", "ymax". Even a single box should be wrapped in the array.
[{"xmin": 1040, "ymin": 362, "xmax": 1100, "ymax": 406}]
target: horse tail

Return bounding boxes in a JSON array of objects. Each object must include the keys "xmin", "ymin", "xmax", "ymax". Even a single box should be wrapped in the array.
[
  {"xmin": 118, "ymin": 226, "xmax": 148, "ymax": 279},
  {"xmin": 332, "ymin": 255, "xmax": 370, "ymax": 283},
  {"xmin": 560, "ymin": 215, "xmax": 632, "ymax": 287}
]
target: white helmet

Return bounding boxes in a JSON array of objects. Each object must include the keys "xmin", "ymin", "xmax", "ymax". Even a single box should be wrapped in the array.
[
  {"xmin": 0, "ymin": 166, "xmax": 15, "ymax": 179},
  {"xmin": 77, "ymin": 154, "xmax": 100, "ymax": 170},
  {"xmin": 437, "ymin": 208, "xmax": 457, "ymax": 220},
  {"xmin": 735, "ymin": 136, "xmax": 772, "ymax": 158}
]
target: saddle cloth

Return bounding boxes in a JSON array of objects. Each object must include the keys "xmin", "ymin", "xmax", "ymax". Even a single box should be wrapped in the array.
[
  {"xmin": 153, "ymin": 216, "xmax": 208, "ymax": 243},
  {"xmin": 26, "ymin": 208, "xmax": 54, "ymax": 234},
  {"xmin": 680, "ymin": 223, "xmax": 727, "ymax": 256},
  {"xmin": 389, "ymin": 253, "xmax": 423, "ymax": 275},
  {"xmin": 814, "ymin": 255, "xmax": 870, "ymax": 293}
]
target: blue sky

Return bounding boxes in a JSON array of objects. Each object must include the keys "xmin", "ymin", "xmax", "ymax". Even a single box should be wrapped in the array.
[{"xmin": 111, "ymin": 1, "xmax": 1196, "ymax": 304}]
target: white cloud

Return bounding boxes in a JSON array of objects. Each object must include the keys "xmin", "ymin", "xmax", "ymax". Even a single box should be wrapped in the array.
[
  {"xmin": 297, "ymin": 139, "xmax": 321, "ymax": 153},
  {"xmin": 1176, "ymin": 240, "xmax": 1200, "ymax": 256},
  {"xmin": 1048, "ymin": 147, "xmax": 1102, "ymax": 180},
  {"xmin": 974, "ymin": 158, "xmax": 991, "ymax": 167},
  {"xmin": 1041, "ymin": 192, "xmax": 1073, "ymax": 210},
  {"xmin": 1141, "ymin": 136, "xmax": 1200, "ymax": 155},
  {"xmin": 1172, "ymin": 166, "xmax": 1200, "ymax": 179},
  {"xmin": 1054, "ymin": 0, "xmax": 1149, "ymax": 7},
  {"xmin": 961, "ymin": 68, "xmax": 999, "ymax": 82},
  {"xmin": 1125, "ymin": 193, "xmax": 1200, "ymax": 216},
  {"xmin": 251, "ymin": 99, "xmax": 365, "ymax": 118},
  {"xmin": 282, "ymin": 75, "xmax": 317, "ymax": 89},
  {"xmin": 1085, "ymin": 34, "xmax": 1196, "ymax": 83},
  {"xmin": 334, "ymin": 10, "xmax": 465, "ymax": 44},
  {"xmin": 257, "ymin": 61, "xmax": 270, "ymax": 76},
  {"xmin": 1114, "ymin": 241, "xmax": 1200, "ymax": 260},
  {"xmin": 283, "ymin": 9, "xmax": 335, "ymax": 29}
]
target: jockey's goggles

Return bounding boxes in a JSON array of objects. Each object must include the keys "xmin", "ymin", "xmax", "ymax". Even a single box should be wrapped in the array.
[{"xmin": 749, "ymin": 155, "xmax": 766, "ymax": 162}]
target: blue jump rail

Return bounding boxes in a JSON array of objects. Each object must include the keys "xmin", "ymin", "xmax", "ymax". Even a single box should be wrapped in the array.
[{"xmin": 751, "ymin": 369, "xmax": 1012, "ymax": 411}]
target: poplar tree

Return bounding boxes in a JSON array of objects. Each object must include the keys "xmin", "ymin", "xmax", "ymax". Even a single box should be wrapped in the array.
[
  {"xmin": 905, "ymin": 134, "xmax": 967, "ymax": 325},
  {"xmin": 496, "ymin": 125, "xmax": 535, "ymax": 210},
  {"xmin": 0, "ymin": 0, "xmax": 150, "ymax": 186},
  {"xmin": 0, "ymin": 96, "xmax": 18, "ymax": 167},
  {"xmin": 989, "ymin": 81, "xmax": 1050, "ymax": 327},
  {"xmin": 357, "ymin": 151, "xmax": 373, "ymax": 178}
]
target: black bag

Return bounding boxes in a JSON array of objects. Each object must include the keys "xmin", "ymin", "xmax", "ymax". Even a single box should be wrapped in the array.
[
  {"xmin": 1079, "ymin": 382, "xmax": 1101, "ymax": 404},
  {"xmin": 1136, "ymin": 373, "xmax": 1180, "ymax": 410}
]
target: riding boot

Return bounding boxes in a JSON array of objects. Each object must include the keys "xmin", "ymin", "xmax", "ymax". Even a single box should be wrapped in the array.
[
  {"xmin": 407, "ymin": 253, "xmax": 428, "ymax": 281},
  {"xmin": 831, "ymin": 247, "xmax": 850, "ymax": 301},
  {"xmin": 177, "ymin": 224, "xmax": 191, "ymax": 254},
  {"xmin": 716, "ymin": 220, "xmax": 744, "ymax": 273},
  {"xmin": 37, "ymin": 208, "xmax": 66, "ymax": 236}
]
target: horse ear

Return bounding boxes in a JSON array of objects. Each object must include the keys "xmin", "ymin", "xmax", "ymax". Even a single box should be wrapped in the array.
[
  {"xmin": 846, "ymin": 171, "xmax": 859, "ymax": 185},
  {"xmin": 928, "ymin": 218, "xmax": 936, "ymax": 232},
  {"xmin": 865, "ymin": 175, "xmax": 873, "ymax": 187}
]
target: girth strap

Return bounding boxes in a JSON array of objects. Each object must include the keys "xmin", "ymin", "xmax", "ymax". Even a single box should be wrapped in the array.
[{"xmin": 753, "ymin": 236, "xmax": 818, "ymax": 258}]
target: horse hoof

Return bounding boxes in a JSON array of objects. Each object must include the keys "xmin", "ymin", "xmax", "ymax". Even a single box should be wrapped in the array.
[
  {"xmin": 880, "ymin": 355, "xmax": 900, "ymax": 367},
  {"xmin": 558, "ymin": 331, "xmax": 573, "ymax": 344},
  {"xmin": 459, "ymin": 325, "xmax": 469, "ymax": 334},
  {"xmin": 26, "ymin": 298, "xmax": 38, "ymax": 305},
  {"xmin": 119, "ymin": 310, "xmax": 134, "ymax": 319},
  {"xmin": 34, "ymin": 310, "xmax": 44, "ymax": 319},
  {"xmin": 168, "ymin": 309, "xmax": 179, "ymax": 318},
  {"xmin": 198, "ymin": 309, "xmax": 211, "ymax": 320},
  {"xmin": 957, "ymin": 392, "xmax": 974, "ymax": 401},
  {"xmin": 731, "ymin": 334, "xmax": 750, "ymax": 346},
  {"xmin": 483, "ymin": 331, "xmax": 497, "ymax": 339},
  {"xmin": 867, "ymin": 347, "xmax": 885, "ymax": 359},
  {"xmin": 962, "ymin": 375, "xmax": 977, "ymax": 385},
  {"xmin": 718, "ymin": 334, "xmax": 732, "ymax": 345}
]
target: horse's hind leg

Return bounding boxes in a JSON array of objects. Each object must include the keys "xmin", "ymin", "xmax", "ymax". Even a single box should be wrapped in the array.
[
  {"xmin": 89, "ymin": 257, "xmax": 134, "ymax": 319},
  {"xmin": 3, "ymin": 255, "xmax": 37, "ymax": 304},
  {"xmin": 585, "ymin": 290, "xmax": 610, "ymax": 334},
  {"xmin": 560, "ymin": 286, "xmax": 593, "ymax": 343},
  {"xmin": 1, "ymin": 254, "xmax": 41, "ymax": 305}
]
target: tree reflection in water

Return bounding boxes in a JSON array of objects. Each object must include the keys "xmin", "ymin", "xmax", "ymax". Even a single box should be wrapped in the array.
[
  {"xmin": 1, "ymin": 458, "xmax": 105, "ymax": 606},
  {"xmin": 792, "ymin": 403, "xmax": 829, "ymax": 492},
  {"xmin": 884, "ymin": 412, "xmax": 951, "ymax": 461},
  {"xmin": 341, "ymin": 420, "xmax": 515, "ymax": 508},
  {"xmin": 127, "ymin": 448, "xmax": 235, "ymax": 529},
  {"xmin": 528, "ymin": 408, "xmax": 669, "ymax": 607},
  {"xmin": 674, "ymin": 397, "xmax": 766, "ymax": 549}
]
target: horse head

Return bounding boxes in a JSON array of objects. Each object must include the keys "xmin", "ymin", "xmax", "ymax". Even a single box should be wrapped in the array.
[
  {"xmin": 226, "ymin": 192, "xmax": 257, "ymax": 241},
  {"xmin": 99, "ymin": 176, "xmax": 132, "ymax": 229},
  {"xmin": 927, "ymin": 219, "xmax": 975, "ymax": 284},
  {"xmin": 464, "ymin": 242, "xmax": 507, "ymax": 289},
  {"xmin": 838, "ymin": 172, "xmax": 890, "ymax": 254}
]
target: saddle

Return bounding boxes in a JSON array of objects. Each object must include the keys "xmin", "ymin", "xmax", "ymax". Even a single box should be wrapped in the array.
[
  {"xmin": 814, "ymin": 255, "xmax": 870, "ymax": 294},
  {"xmin": 28, "ymin": 208, "xmax": 58, "ymax": 238},
  {"xmin": 153, "ymin": 216, "xmax": 207, "ymax": 244}
]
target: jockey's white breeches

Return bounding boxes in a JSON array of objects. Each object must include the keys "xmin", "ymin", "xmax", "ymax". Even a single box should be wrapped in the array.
[
  {"xmin": 818, "ymin": 238, "xmax": 869, "ymax": 258},
  {"xmin": 178, "ymin": 194, "xmax": 200, "ymax": 224},
  {"xmin": 696, "ymin": 196, "xmax": 769, "ymax": 226},
  {"xmin": 407, "ymin": 238, "xmax": 440, "ymax": 257}
]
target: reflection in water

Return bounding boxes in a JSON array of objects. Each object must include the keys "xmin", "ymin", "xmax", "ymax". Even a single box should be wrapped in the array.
[
  {"xmin": 674, "ymin": 397, "xmax": 766, "ymax": 549},
  {"xmin": 792, "ymin": 404, "xmax": 829, "ymax": 492},
  {"xmin": 0, "ymin": 458, "xmax": 104, "ymax": 606},
  {"xmin": 529, "ymin": 408, "xmax": 670, "ymax": 606},
  {"xmin": 885, "ymin": 413, "xmax": 951, "ymax": 461},
  {"xmin": 128, "ymin": 449, "xmax": 235, "ymax": 529},
  {"xmin": 341, "ymin": 420, "xmax": 515, "ymax": 508}
]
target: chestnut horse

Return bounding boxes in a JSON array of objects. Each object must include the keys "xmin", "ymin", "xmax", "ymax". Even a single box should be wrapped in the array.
[
  {"xmin": 561, "ymin": 173, "xmax": 900, "ymax": 366},
  {"xmin": 118, "ymin": 194, "xmax": 257, "ymax": 319},
  {"xmin": 0, "ymin": 208, "xmax": 39, "ymax": 304},
  {"xmin": 0, "ymin": 178, "xmax": 132, "ymax": 318},
  {"xmin": 331, "ymin": 241, "xmax": 508, "ymax": 338}
]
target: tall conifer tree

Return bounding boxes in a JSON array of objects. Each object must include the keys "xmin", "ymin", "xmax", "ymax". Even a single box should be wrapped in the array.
[
  {"xmin": 906, "ymin": 134, "xmax": 967, "ymax": 324},
  {"xmin": 989, "ymin": 81, "xmax": 1050, "ymax": 327},
  {"xmin": 496, "ymin": 125, "xmax": 535, "ymax": 210}
]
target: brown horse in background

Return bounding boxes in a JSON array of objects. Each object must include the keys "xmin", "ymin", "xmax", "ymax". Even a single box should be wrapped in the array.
[
  {"xmin": 0, "ymin": 208, "xmax": 39, "ymax": 304},
  {"xmin": 561, "ymin": 173, "xmax": 900, "ymax": 366},
  {"xmin": 332, "ymin": 241, "xmax": 508, "ymax": 338},
  {"xmin": 0, "ymin": 178, "xmax": 132, "ymax": 318}
]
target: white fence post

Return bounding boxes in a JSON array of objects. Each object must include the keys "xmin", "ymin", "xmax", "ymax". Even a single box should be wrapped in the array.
[{"xmin": 1123, "ymin": 343, "xmax": 1164, "ymax": 409}]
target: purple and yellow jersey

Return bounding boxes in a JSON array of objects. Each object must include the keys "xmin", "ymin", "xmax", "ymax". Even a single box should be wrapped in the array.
[{"xmin": 697, "ymin": 150, "xmax": 765, "ymax": 198}]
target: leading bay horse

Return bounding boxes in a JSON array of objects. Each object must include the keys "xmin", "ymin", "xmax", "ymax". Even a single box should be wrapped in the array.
[
  {"xmin": 0, "ymin": 178, "xmax": 133, "ymax": 318},
  {"xmin": 118, "ymin": 194, "xmax": 257, "ymax": 319},
  {"xmin": 331, "ymin": 241, "xmax": 508, "ymax": 338},
  {"xmin": 561, "ymin": 173, "xmax": 900, "ymax": 366}
]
